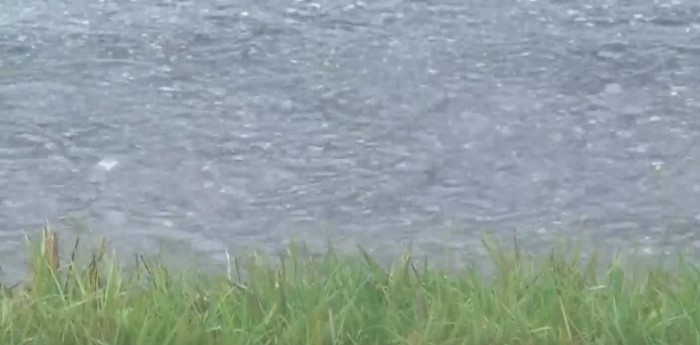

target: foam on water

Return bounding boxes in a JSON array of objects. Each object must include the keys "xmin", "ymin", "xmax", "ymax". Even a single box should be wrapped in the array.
[{"xmin": 97, "ymin": 158, "xmax": 119, "ymax": 172}]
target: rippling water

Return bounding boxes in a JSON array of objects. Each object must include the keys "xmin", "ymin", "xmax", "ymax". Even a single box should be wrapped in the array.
[{"xmin": 1, "ymin": 0, "xmax": 700, "ymax": 276}]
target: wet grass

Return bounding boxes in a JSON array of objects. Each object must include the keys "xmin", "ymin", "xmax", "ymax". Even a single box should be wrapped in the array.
[{"xmin": 0, "ymin": 226, "xmax": 699, "ymax": 344}]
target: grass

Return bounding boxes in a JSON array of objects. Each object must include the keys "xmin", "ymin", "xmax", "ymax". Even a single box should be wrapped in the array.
[{"xmin": 0, "ymin": 226, "xmax": 699, "ymax": 344}]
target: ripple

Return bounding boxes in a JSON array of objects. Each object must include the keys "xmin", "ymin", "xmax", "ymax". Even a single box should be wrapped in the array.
[{"xmin": 0, "ymin": 0, "xmax": 699, "ymax": 273}]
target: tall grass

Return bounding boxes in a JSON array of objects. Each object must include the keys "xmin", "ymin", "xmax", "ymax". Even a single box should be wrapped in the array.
[{"xmin": 0, "ymin": 225, "xmax": 699, "ymax": 344}]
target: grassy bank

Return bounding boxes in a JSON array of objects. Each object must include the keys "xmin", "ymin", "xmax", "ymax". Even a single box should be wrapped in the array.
[{"xmin": 0, "ymin": 227, "xmax": 699, "ymax": 345}]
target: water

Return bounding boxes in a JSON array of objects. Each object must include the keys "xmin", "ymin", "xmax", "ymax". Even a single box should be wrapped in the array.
[{"xmin": 2, "ymin": 0, "xmax": 700, "ymax": 277}]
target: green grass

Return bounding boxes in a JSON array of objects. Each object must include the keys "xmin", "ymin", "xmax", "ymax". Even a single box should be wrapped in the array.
[{"xmin": 0, "ymin": 226, "xmax": 699, "ymax": 345}]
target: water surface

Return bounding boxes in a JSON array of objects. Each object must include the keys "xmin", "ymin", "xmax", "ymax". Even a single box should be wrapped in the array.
[{"xmin": 2, "ymin": 0, "xmax": 700, "ymax": 276}]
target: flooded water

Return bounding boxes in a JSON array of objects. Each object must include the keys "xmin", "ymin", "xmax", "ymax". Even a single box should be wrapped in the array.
[{"xmin": 2, "ymin": 0, "xmax": 700, "ymax": 275}]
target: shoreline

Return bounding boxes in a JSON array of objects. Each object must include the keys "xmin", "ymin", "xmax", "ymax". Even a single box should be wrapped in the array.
[{"xmin": 0, "ymin": 225, "xmax": 698, "ymax": 344}]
